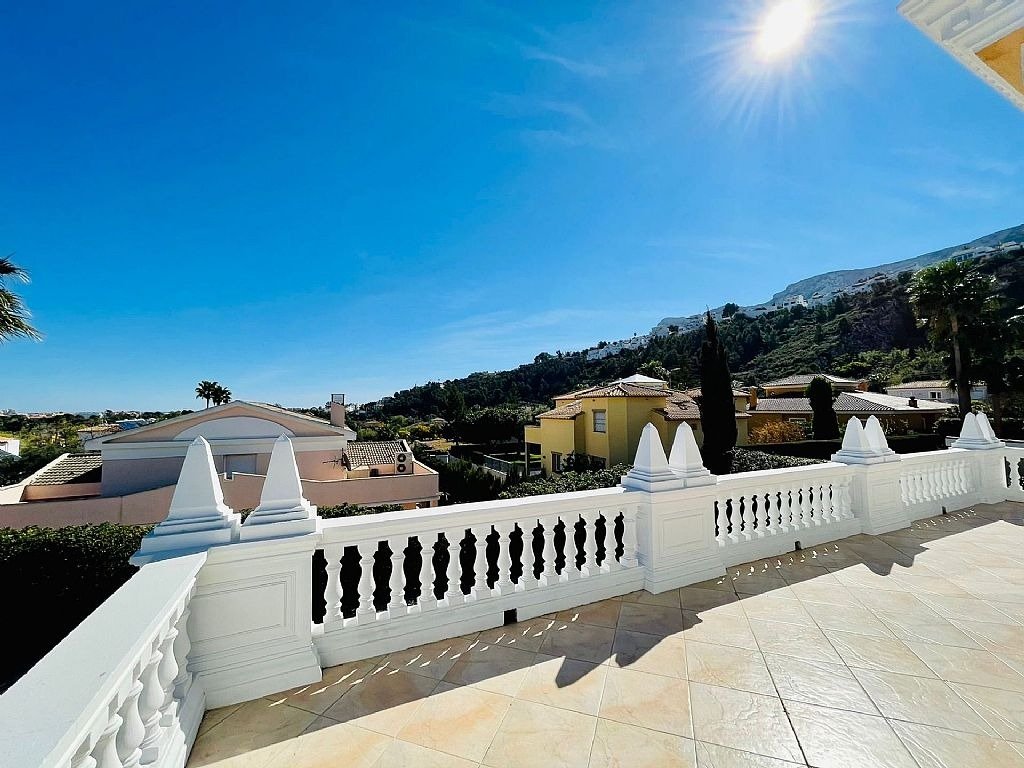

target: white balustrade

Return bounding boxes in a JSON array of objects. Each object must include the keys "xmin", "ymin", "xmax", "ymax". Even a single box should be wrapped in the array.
[
  {"xmin": 418, "ymin": 534, "xmax": 437, "ymax": 610},
  {"xmin": 898, "ymin": 451, "xmax": 977, "ymax": 516},
  {"xmin": 444, "ymin": 529, "xmax": 464, "ymax": 604},
  {"xmin": 323, "ymin": 543, "xmax": 344, "ymax": 624},
  {"xmin": 387, "ymin": 537, "xmax": 408, "ymax": 617}
]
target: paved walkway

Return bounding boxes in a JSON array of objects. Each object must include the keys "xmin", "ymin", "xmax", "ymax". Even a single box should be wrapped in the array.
[{"xmin": 189, "ymin": 502, "xmax": 1024, "ymax": 768}]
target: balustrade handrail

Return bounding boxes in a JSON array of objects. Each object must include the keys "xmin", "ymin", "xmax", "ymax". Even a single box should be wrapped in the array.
[
  {"xmin": 319, "ymin": 485, "xmax": 629, "ymax": 542},
  {"xmin": 898, "ymin": 448, "xmax": 968, "ymax": 465},
  {"xmin": 0, "ymin": 552, "xmax": 206, "ymax": 768},
  {"xmin": 713, "ymin": 461, "xmax": 854, "ymax": 487}
]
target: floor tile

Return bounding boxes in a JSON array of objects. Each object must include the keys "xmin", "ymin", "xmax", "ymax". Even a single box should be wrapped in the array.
[
  {"xmin": 949, "ymin": 682, "xmax": 1024, "ymax": 742},
  {"xmin": 538, "ymin": 621, "xmax": 616, "ymax": 664},
  {"xmin": 621, "ymin": 589, "xmax": 683, "ymax": 607},
  {"xmin": 851, "ymin": 668, "xmax": 997, "ymax": 735},
  {"xmin": 589, "ymin": 719, "xmax": 697, "ymax": 768},
  {"xmin": 905, "ymin": 642, "xmax": 1024, "ymax": 692},
  {"xmin": 264, "ymin": 657, "xmax": 384, "ymax": 714},
  {"xmin": 516, "ymin": 655, "xmax": 607, "ymax": 715},
  {"xmin": 890, "ymin": 720, "xmax": 1024, "ymax": 768},
  {"xmin": 951, "ymin": 619, "xmax": 1024, "ymax": 657},
  {"xmin": 557, "ymin": 600, "xmax": 623, "ymax": 628},
  {"xmin": 478, "ymin": 619, "xmax": 554, "ymax": 652},
  {"xmin": 599, "ymin": 666, "xmax": 692, "ymax": 737},
  {"xmin": 825, "ymin": 630, "xmax": 936, "ymax": 677},
  {"xmin": 739, "ymin": 595, "xmax": 815, "ymax": 626},
  {"xmin": 763, "ymin": 654, "xmax": 878, "ymax": 715},
  {"xmin": 682, "ymin": 609, "xmax": 759, "ymax": 651},
  {"xmin": 784, "ymin": 699, "xmax": 918, "ymax": 768},
  {"xmin": 383, "ymin": 636, "xmax": 477, "ymax": 680},
  {"xmin": 322, "ymin": 668, "xmax": 439, "ymax": 736},
  {"xmin": 374, "ymin": 738, "xmax": 480, "ymax": 768},
  {"xmin": 617, "ymin": 602, "xmax": 684, "ymax": 636},
  {"xmin": 748, "ymin": 619, "xmax": 842, "ymax": 664},
  {"xmin": 875, "ymin": 610, "xmax": 984, "ymax": 649},
  {"xmin": 914, "ymin": 594, "xmax": 1021, "ymax": 626},
  {"xmin": 396, "ymin": 682, "xmax": 510, "ymax": 762},
  {"xmin": 688, "ymin": 576, "xmax": 736, "ymax": 593},
  {"xmin": 483, "ymin": 699, "xmax": 597, "ymax": 768},
  {"xmin": 608, "ymin": 628, "xmax": 687, "ymax": 678},
  {"xmin": 787, "ymin": 579, "xmax": 861, "ymax": 607},
  {"xmin": 801, "ymin": 601, "xmax": 893, "ymax": 638},
  {"xmin": 694, "ymin": 741, "xmax": 803, "ymax": 767},
  {"xmin": 688, "ymin": 682, "xmax": 802, "ymax": 763},
  {"xmin": 264, "ymin": 719, "xmax": 390, "ymax": 768},
  {"xmin": 442, "ymin": 643, "xmax": 536, "ymax": 696},
  {"xmin": 189, "ymin": 700, "xmax": 318, "ymax": 767},
  {"xmin": 197, "ymin": 703, "xmax": 242, "ymax": 737},
  {"xmin": 679, "ymin": 587, "xmax": 740, "ymax": 613},
  {"xmin": 685, "ymin": 641, "xmax": 775, "ymax": 696}
]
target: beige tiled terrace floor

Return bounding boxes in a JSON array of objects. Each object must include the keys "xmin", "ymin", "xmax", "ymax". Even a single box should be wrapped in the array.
[{"xmin": 189, "ymin": 502, "xmax": 1024, "ymax": 768}]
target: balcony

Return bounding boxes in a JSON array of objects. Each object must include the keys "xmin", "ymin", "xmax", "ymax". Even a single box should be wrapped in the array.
[
  {"xmin": 3, "ymin": 416, "xmax": 1023, "ymax": 767},
  {"xmin": 188, "ymin": 501, "xmax": 1024, "ymax": 768}
]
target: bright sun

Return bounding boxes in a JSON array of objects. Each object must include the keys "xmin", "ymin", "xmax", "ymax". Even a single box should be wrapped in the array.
[{"xmin": 756, "ymin": 0, "xmax": 815, "ymax": 60}]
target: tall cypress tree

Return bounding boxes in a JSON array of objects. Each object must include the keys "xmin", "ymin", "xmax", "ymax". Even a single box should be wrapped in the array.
[
  {"xmin": 699, "ymin": 311, "xmax": 737, "ymax": 472},
  {"xmin": 806, "ymin": 376, "xmax": 840, "ymax": 439}
]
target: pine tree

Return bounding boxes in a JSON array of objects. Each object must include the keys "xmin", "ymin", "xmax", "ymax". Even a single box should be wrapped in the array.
[
  {"xmin": 806, "ymin": 377, "xmax": 840, "ymax": 439},
  {"xmin": 698, "ymin": 311, "xmax": 737, "ymax": 472}
]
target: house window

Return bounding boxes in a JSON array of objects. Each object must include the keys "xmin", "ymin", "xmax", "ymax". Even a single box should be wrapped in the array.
[
  {"xmin": 593, "ymin": 410, "xmax": 607, "ymax": 433},
  {"xmin": 551, "ymin": 452, "xmax": 563, "ymax": 472},
  {"xmin": 930, "ymin": 392, "xmax": 940, "ymax": 399},
  {"xmin": 590, "ymin": 456, "xmax": 606, "ymax": 469}
]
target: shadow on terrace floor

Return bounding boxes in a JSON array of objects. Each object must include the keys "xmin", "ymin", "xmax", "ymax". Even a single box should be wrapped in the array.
[{"xmin": 188, "ymin": 501, "xmax": 1024, "ymax": 768}]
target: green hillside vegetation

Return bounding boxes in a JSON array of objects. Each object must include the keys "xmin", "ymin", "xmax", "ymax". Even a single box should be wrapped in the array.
[{"xmin": 362, "ymin": 249, "xmax": 1023, "ymax": 431}]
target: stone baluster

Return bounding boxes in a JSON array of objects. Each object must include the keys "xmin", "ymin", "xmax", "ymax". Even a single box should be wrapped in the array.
[
  {"xmin": 798, "ymin": 485, "xmax": 812, "ymax": 528},
  {"xmin": 418, "ymin": 534, "xmax": 437, "ymax": 611},
  {"xmin": 116, "ymin": 677, "xmax": 146, "ymax": 768},
  {"xmin": 779, "ymin": 488, "xmax": 794, "ymax": 532},
  {"xmin": 761, "ymin": 492, "xmax": 777, "ymax": 536},
  {"xmin": 137, "ymin": 644, "xmax": 164, "ymax": 764},
  {"xmin": 324, "ymin": 544, "xmax": 345, "ymax": 624},
  {"xmin": 1009, "ymin": 456, "xmax": 1022, "ymax": 492},
  {"xmin": 518, "ymin": 520, "xmax": 540, "ymax": 586},
  {"xmin": 737, "ymin": 497, "xmax": 753, "ymax": 541},
  {"xmin": 444, "ymin": 530, "xmax": 464, "ymax": 605},
  {"xmin": 494, "ymin": 522, "xmax": 515, "ymax": 594},
  {"xmin": 91, "ymin": 712, "xmax": 123, "ymax": 768},
  {"xmin": 722, "ymin": 497, "xmax": 739, "ymax": 544},
  {"xmin": 171, "ymin": 603, "xmax": 193, "ymax": 701},
  {"xmin": 356, "ymin": 541, "xmax": 377, "ymax": 624},
  {"xmin": 564, "ymin": 516, "xmax": 582, "ymax": 581},
  {"xmin": 621, "ymin": 507, "xmax": 639, "ymax": 568},
  {"xmin": 155, "ymin": 626, "xmax": 179, "ymax": 731},
  {"xmin": 541, "ymin": 516, "xmax": 559, "ymax": 585},
  {"xmin": 71, "ymin": 741, "xmax": 98, "ymax": 768},
  {"xmin": 713, "ymin": 497, "xmax": 726, "ymax": 545},
  {"xmin": 585, "ymin": 512, "xmax": 602, "ymax": 573},
  {"xmin": 387, "ymin": 537, "xmax": 408, "ymax": 617},
  {"xmin": 472, "ymin": 526, "xmax": 491, "ymax": 599}
]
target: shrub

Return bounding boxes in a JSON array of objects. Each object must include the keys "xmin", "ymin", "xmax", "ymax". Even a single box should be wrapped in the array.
[
  {"xmin": 751, "ymin": 421, "xmax": 806, "ymax": 444},
  {"xmin": 317, "ymin": 503, "xmax": 400, "ymax": 519},
  {"xmin": 498, "ymin": 465, "xmax": 629, "ymax": 499},
  {"xmin": 722, "ymin": 448, "xmax": 823, "ymax": 474},
  {"xmin": 0, "ymin": 524, "xmax": 151, "ymax": 692}
]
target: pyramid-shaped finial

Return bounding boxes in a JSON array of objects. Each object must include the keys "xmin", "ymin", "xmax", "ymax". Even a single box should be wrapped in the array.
[
  {"xmin": 831, "ymin": 418, "xmax": 884, "ymax": 464},
  {"xmin": 953, "ymin": 411, "xmax": 1001, "ymax": 450},
  {"xmin": 240, "ymin": 435, "xmax": 317, "ymax": 540},
  {"xmin": 622, "ymin": 423, "xmax": 683, "ymax": 491},
  {"xmin": 132, "ymin": 437, "xmax": 240, "ymax": 564},
  {"xmin": 864, "ymin": 416, "xmax": 899, "ymax": 462},
  {"xmin": 668, "ymin": 423, "xmax": 717, "ymax": 486},
  {"xmin": 976, "ymin": 412, "xmax": 1002, "ymax": 445}
]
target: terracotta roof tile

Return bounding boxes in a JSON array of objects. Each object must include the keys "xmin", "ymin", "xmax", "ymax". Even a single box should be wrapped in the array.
[
  {"xmin": 30, "ymin": 454, "xmax": 103, "ymax": 486},
  {"xmin": 344, "ymin": 441, "xmax": 408, "ymax": 467}
]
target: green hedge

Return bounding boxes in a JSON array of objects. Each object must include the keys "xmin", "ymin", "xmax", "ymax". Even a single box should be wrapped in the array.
[
  {"xmin": 745, "ymin": 434, "xmax": 945, "ymax": 460},
  {"xmin": 0, "ymin": 524, "xmax": 151, "ymax": 692}
]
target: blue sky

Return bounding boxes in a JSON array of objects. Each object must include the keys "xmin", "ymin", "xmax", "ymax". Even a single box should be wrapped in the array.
[{"xmin": 2, "ymin": 1, "xmax": 1023, "ymax": 412}]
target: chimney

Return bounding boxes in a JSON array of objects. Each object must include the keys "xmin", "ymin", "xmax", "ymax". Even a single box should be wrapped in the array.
[
  {"xmin": 330, "ymin": 394, "xmax": 346, "ymax": 427},
  {"xmin": 748, "ymin": 387, "xmax": 758, "ymax": 411},
  {"xmin": 908, "ymin": 396, "xmax": 918, "ymax": 408}
]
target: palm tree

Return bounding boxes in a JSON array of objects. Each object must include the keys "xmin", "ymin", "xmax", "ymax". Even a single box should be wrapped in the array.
[
  {"xmin": 212, "ymin": 385, "xmax": 232, "ymax": 406},
  {"xmin": 0, "ymin": 256, "xmax": 42, "ymax": 343},
  {"xmin": 195, "ymin": 381, "xmax": 220, "ymax": 408},
  {"xmin": 909, "ymin": 259, "xmax": 996, "ymax": 421}
]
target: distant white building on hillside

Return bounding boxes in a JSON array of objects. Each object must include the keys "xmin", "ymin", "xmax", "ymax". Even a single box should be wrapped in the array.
[{"xmin": 886, "ymin": 380, "xmax": 988, "ymax": 404}]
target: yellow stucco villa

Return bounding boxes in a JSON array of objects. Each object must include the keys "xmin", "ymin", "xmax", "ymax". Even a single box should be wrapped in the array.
[{"xmin": 524, "ymin": 374, "xmax": 749, "ymax": 474}]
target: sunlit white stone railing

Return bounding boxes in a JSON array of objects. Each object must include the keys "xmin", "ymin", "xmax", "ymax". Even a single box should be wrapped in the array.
[
  {"xmin": 0, "ymin": 554, "xmax": 205, "ymax": 768},
  {"xmin": 1002, "ymin": 446, "xmax": 1024, "ymax": 501},
  {"xmin": 898, "ymin": 451, "xmax": 975, "ymax": 514},
  {"xmin": 711, "ymin": 463, "xmax": 856, "ymax": 565},
  {"xmin": 315, "ymin": 487, "xmax": 641, "ymax": 666}
]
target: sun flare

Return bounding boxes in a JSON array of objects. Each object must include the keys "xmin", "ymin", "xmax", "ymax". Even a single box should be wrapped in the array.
[{"xmin": 756, "ymin": 0, "xmax": 815, "ymax": 60}]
